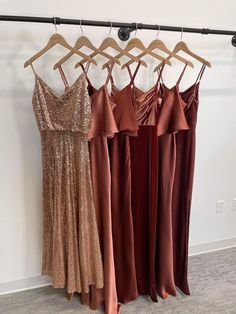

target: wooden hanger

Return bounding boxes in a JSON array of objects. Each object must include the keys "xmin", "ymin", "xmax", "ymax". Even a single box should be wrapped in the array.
[
  {"xmin": 24, "ymin": 33, "xmax": 97, "ymax": 68},
  {"xmin": 124, "ymin": 26, "xmax": 193, "ymax": 69},
  {"xmin": 54, "ymin": 35, "xmax": 121, "ymax": 70},
  {"xmin": 101, "ymin": 40, "xmax": 147, "ymax": 69},
  {"xmin": 76, "ymin": 36, "xmax": 147, "ymax": 69},
  {"xmin": 138, "ymin": 38, "xmax": 194, "ymax": 70},
  {"xmin": 154, "ymin": 38, "xmax": 211, "ymax": 71},
  {"xmin": 121, "ymin": 37, "xmax": 171, "ymax": 69},
  {"xmin": 125, "ymin": 38, "xmax": 194, "ymax": 69}
]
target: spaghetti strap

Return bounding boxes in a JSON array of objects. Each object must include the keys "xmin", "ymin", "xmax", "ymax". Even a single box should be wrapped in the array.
[
  {"xmin": 105, "ymin": 64, "xmax": 115, "ymax": 85},
  {"xmin": 57, "ymin": 65, "xmax": 69, "ymax": 89},
  {"xmin": 126, "ymin": 64, "xmax": 133, "ymax": 81},
  {"xmin": 156, "ymin": 61, "xmax": 165, "ymax": 85},
  {"xmin": 130, "ymin": 60, "xmax": 141, "ymax": 85},
  {"xmin": 78, "ymin": 61, "xmax": 92, "ymax": 85},
  {"xmin": 176, "ymin": 62, "xmax": 188, "ymax": 86},
  {"xmin": 195, "ymin": 63, "xmax": 206, "ymax": 84},
  {"xmin": 105, "ymin": 61, "xmax": 115, "ymax": 85},
  {"xmin": 29, "ymin": 63, "xmax": 37, "ymax": 76}
]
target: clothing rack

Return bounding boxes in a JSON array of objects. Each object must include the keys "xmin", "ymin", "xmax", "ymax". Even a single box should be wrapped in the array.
[{"xmin": 1, "ymin": 14, "xmax": 236, "ymax": 46}]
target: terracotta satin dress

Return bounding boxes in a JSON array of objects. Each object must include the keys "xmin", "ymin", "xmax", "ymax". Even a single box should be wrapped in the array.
[
  {"xmin": 129, "ymin": 63, "xmax": 165, "ymax": 302},
  {"xmin": 155, "ymin": 63, "xmax": 189, "ymax": 299},
  {"xmin": 81, "ymin": 64, "xmax": 121, "ymax": 314},
  {"xmin": 171, "ymin": 64, "xmax": 206, "ymax": 295},
  {"xmin": 31, "ymin": 65, "xmax": 104, "ymax": 295},
  {"xmin": 108, "ymin": 63, "xmax": 139, "ymax": 304}
]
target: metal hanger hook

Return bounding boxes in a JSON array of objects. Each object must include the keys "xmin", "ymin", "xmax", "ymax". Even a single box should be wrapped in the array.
[
  {"xmin": 109, "ymin": 21, "xmax": 112, "ymax": 36},
  {"xmin": 180, "ymin": 27, "xmax": 184, "ymax": 41},
  {"xmin": 80, "ymin": 20, "xmax": 84, "ymax": 35},
  {"xmin": 156, "ymin": 25, "xmax": 160, "ymax": 39},
  {"xmin": 53, "ymin": 17, "xmax": 57, "ymax": 32}
]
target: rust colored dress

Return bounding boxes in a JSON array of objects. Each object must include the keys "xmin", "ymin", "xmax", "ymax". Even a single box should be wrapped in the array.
[
  {"xmin": 155, "ymin": 63, "xmax": 189, "ymax": 299},
  {"xmin": 129, "ymin": 63, "xmax": 165, "ymax": 302},
  {"xmin": 31, "ymin": 65, "xmax": 104, "ymax": 295},
  {"xmin": 171, "ymin": 64, "xmax": 206, "ymax": 295},
  {"xmin": 78, "ymin": 63, "xmax": 120, "ymax": 314},
  {"xmin": 108, "ymin": 63, "xmax": 139, "ymax": 304}
]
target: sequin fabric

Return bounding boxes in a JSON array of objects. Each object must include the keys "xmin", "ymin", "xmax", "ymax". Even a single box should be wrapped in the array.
[{"xmin": 32, "ymin": 72, "xmax": 104, "ymax": 294}]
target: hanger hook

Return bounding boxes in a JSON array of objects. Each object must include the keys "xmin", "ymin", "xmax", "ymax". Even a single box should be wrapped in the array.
[
  {"xmin": 109, "ymin": 21, "xmax": 112, "ymax": 36},
  {"xmin": 80, "ymin": 20, "xmax": 84, "ymax": 36},
  {"xmin": 135, "ymin": 23, "xmax": 138, "ymax": 37},
  {"xmin": 53, "ymin": 17, "xmax": 57, "ymax": 32},
  {"xmin": 156, "ymin": 25, "xmax": 160, "ymax": 39},
  {"xmin": 180, "ymin": 27, "xmax": 184, "ymax": 41}
]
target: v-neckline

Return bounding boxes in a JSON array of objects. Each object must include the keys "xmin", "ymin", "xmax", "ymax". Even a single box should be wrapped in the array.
[{"xmin": 34, "ymin": 72, "xmax": 85, "ymax": 99}]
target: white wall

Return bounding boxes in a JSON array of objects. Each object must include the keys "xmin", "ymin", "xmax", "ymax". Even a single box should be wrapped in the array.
[{"xmin": 1, "ymin": 0, "xmax": 236, "ymax": 287}]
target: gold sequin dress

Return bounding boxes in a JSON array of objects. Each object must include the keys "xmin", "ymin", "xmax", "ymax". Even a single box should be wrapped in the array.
[{"xmin": 32, "ymin": 71, "xmax": 104, "ymax": 294}]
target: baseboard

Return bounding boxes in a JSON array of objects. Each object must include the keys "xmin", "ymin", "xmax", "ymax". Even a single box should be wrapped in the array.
[
  {"xmin": 189, "ymin": 237, "xmax": 236, "ymax": 256},
  {"xmin": 0, "ymin": 275, "xmax": 52, "ymax": 296},
  {"xmin": 1, "ymin": 237, "xmax": 236, "ymax": 296}
]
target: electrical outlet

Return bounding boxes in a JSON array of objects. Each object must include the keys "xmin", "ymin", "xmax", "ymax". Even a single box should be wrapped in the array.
[
  {"xmin": 232, "ymin": 199, "xmax": 236, "ymax": 211},
  {"xmin": 216, "ymin": 200, "xmax": 224, "ymax": 214}
]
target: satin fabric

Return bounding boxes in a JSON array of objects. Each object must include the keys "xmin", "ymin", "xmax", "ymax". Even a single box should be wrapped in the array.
[
  {"xmin": 130, "ymin": 83, "xmax": 161, "ymax": 302},
  {"xmin": 84, "ymin": 81, "xmax": 121, "ymax": 314},
  {"xmin": 172, "ymin": 79, "xmax": 202, "ymax": 295},
  {"xmin": 108, "ymin": 81, "xmax": 139, "ymax": 304},
  {"xmin": 155, "ymin": 81, "xmax": 189, "ymax": 299}
]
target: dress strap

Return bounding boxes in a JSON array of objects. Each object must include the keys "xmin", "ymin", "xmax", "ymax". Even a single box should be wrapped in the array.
[
  {"xmin": 57, "ymin": 65, "xmax": 69, "ymax": 89},
  {"xmin": 176, "ymin": 62, "xmax": 188, "ymax": 86},
  {"xmin": 195, "ymin": 63, "xmax": 206, "ymax": 84},
  {"xmin": 105, "ymin": 61, "xmax": 115, "ymax": 85},
  {"xmin": 78, "ymin": 61, "xmax": 91, "ymax": 85},
  {"xmin": 104, "ymin": 64, "xmax": 115, "ymax": 85},
  {"xmin": 130, "ymin": 60, "xmax": 141, "ymax": 85},
  {"xmin": 126, "ymin": 64, "xmax": 133, "ymax": 80},
  {"xmin": 156, "ymin": 61, "xmax": 165, "ymax": 85},
  {"xmin": 29, "ymin": 63, "xmax": 37, "ymax": 76}
]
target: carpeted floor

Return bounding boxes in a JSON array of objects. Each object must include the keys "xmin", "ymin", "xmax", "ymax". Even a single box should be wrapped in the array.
[{"xmin": 0, "ymin": 247, "xmax": 236, "ymax": 314}]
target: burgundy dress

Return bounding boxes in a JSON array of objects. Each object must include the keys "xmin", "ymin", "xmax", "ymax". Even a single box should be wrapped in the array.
[
  {"xmin": 172, "ymin": 64, "xmax": 206, "ymax": 295},
  {"xmin": 155, "ymin": 63, "xmax": 189, "ymax": 299},
  {"xmin": 129, "ymin": 63, "xmax": 165, "ymax": 302},
  {"xmin": 108, "ymin": 63, "xmax": 140, "ymax": 304},
  {"xmin": 78, "ymin": 63, "xmax": 120, "ymax": 314}
]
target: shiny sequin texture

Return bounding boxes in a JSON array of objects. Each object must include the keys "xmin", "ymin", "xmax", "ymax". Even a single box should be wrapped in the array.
[{"xmin": 32, "ymin": 72, "xmax": 104, "ymax": 294}]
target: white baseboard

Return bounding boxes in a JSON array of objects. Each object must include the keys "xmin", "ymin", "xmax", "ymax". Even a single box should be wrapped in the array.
[
  {"xmin": 189, "ymin": 237, "xmax": 236, "ymax": 256},
  {"xmin": 0, "ymin": 275, "xmax": 52, "ymax": 296},
  {"xmin": 0, "ymin": 237, "xmax": 236, "ymax": 296}
]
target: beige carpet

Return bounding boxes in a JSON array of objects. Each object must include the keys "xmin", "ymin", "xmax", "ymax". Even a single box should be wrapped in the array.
[{"xmin": 0, "ymin": 247, "xmax": 236, "ymax": 313}]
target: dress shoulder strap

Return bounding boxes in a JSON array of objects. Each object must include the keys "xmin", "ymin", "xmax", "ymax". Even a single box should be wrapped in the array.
[
  {"xmin": 126, "ymin": 64, "xmax": 133, "ymax": 81},
  {"xmin": 29, "ymin": 63, "xmax": 37, "ymax": 76},
  {"xmin": 156, "ymin": 61, "xmax": 165, "ymax": 85},
  {"xmin": 57, "ymin": 65, "xmax": 69, "ymax": 89},
  {"xmin": 195, "ymin": 63, "xmax": 206, "ymax": 84},
  {"xmin": 176, "ymin": 62, "xmax": 188, "ymax": 86},
  {"xmin": 78, "ymin": 61, "xmax": 92, "ymax": 85},
  {"xmin": 124, "ymin": 61, "xmax": 141, "ymax": 85},
  {"xmin": 130, "ymin": 60, "xmax": 141, "ymax": 85},
  {"xmin": 105, "ymin": 61, "xmax": 115, "ymax": 85}
]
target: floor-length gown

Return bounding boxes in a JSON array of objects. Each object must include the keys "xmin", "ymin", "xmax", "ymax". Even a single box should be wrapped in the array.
[
  {"xmin": 155, "ymin": 63, "xmax": 189, "ymax": 299},
  {"xmin": 81, "ymin": 63, "xmax": 120, "ymax": 314},
  {"xmin": 57, "ymin": 64, "xmax": 120, "ymax": 313},
  {"xmin": 172, "ymin": 64, "xmax": 206, "ymax": 295},
  {"xmin": 108, "ymin": 63, "xmax": 139, "ymax": 304},
  {"xmin": 31, "ymin": 64, "xmax": 104, "ymax": 295},
  {"xmin": 129, "ymin": 63, "xmax": 165, "ymax": 302}
]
